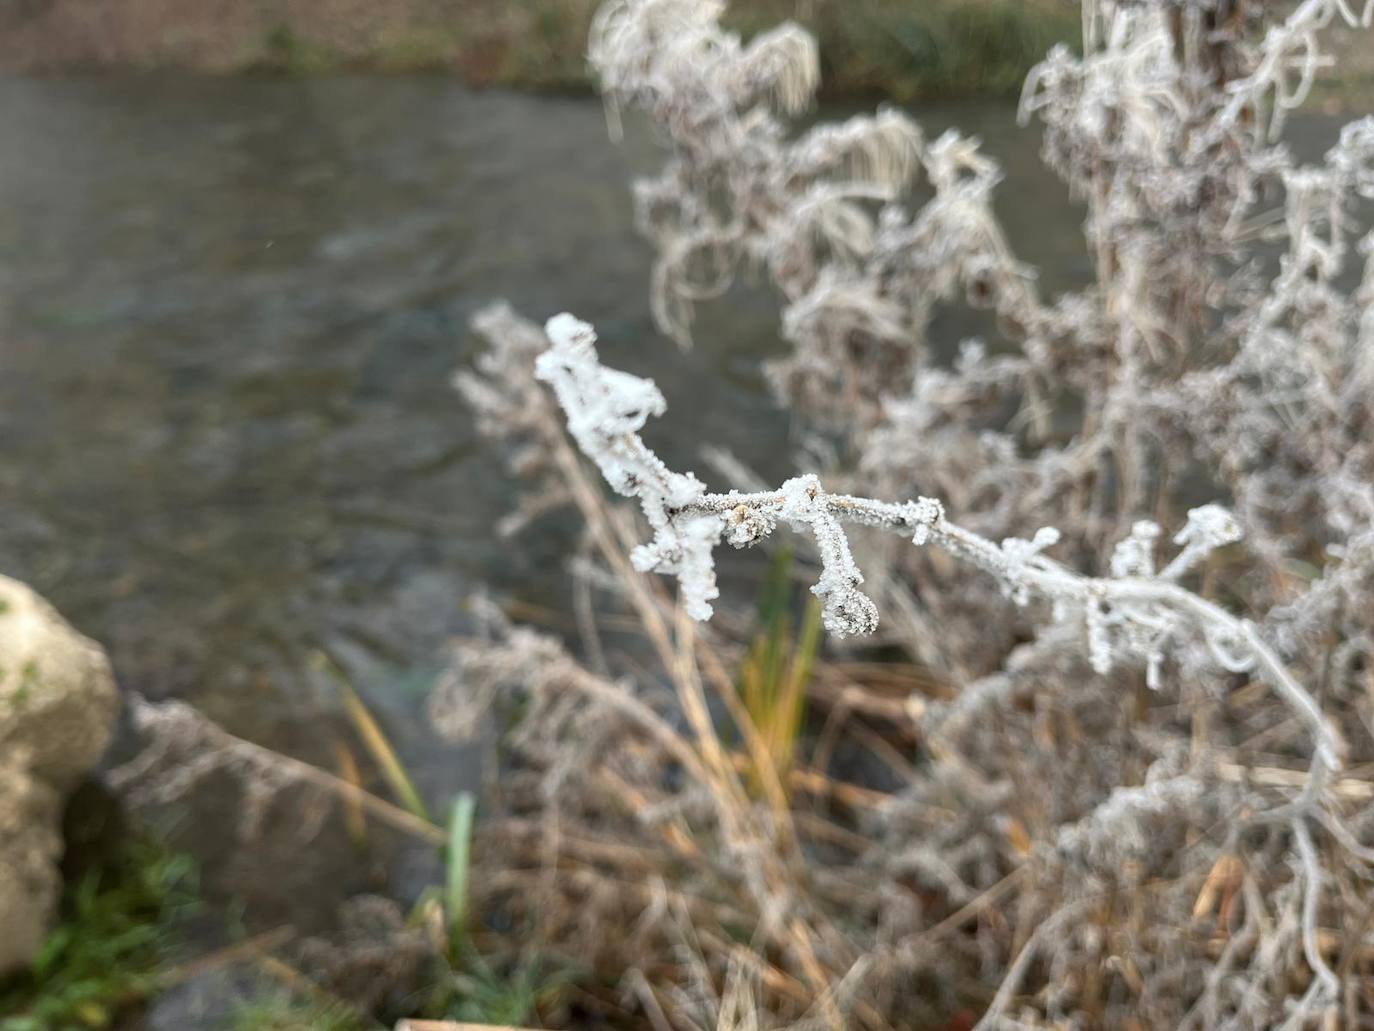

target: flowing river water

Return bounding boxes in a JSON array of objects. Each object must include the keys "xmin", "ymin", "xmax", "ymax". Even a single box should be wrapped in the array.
[
  {"xmin": 0, "ymin": 76, "xmax": 1348, "ymax": 1014},
  {"xmin": 0, "ymin": 78, "xmax": 1085, "ymax": 707}
]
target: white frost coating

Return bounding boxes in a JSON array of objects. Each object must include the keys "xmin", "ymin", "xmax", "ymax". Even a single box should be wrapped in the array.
[
  {"xmin": 902, "ymin": 497, "xmax": 944, "ymax": 547},
  {"xmin": 998, "ymin": 527, "xmax": 1062, "ymax": 605},
  {"xmin": 1110, "ymin": 520, "xmax": 1160, "ymax": 579},
  {"xmin": 776, "ymin": 474, "xmax": 879, "ymax": 636},
  {"xmin": 535, "ymin": 313, "xmax": 725, "ymax": 620},
  {"xmin": 537, "ymin": 313, "xmax": 1345, "ymax": 772},
  {"xmin": 1161, "ymin": 503, "xmax": 1243, "ymax": 581}
]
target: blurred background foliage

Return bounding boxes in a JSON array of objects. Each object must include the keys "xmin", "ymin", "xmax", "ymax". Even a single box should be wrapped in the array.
[{"xmin": 0, "ymin": 0, "xmax": 1080, "ymax": 98}]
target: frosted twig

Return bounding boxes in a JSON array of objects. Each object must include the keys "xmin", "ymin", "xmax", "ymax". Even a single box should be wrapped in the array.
[{"xmin": 536, "ymin": 312, "xmax": 1345, "ymax": 772}]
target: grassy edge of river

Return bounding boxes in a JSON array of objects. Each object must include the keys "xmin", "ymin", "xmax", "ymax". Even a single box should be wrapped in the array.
[
  {"xmin": 5, "ymin": 0, "xmax": 1372, "ymax": 106},
  {"xmin": 1, "ymin": 0, "xmax": 1080, "ymax": 100}
]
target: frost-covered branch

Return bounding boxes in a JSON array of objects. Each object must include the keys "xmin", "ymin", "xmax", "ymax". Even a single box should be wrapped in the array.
[{"xmin": 535, "ymin": 312, "xmax": 1345, "ymax": 771}]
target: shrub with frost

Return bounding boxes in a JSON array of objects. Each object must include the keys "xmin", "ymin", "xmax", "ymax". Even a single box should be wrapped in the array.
[{"xmin": 456, "ymin": 1, "xmax": 1374, "ymax": 1027}]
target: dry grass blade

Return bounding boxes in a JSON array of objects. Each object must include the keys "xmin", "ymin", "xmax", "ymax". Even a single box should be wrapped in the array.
[
  {"xmin": 315, "ymin": 650, "xmax": 432, "ymax": 822},
  {"xmin": 113, "ymin": 694, "xmax": 445, "ymax": 847},
  {"xmin": 335, "ymin": 742, "xmax": 370, "ymax": 847}
]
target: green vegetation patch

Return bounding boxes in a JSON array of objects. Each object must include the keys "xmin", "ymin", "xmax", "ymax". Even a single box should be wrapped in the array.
[
  {"xmin": 728, "ymin": 0, "xmax": 1081, "ymax": 100},
  {"xmin": 225, "ymin": 993, "xmax": 370, "ymax": 1031},
  {"xmin": 0, "ymin": 836, "xmax": 197, "ymax": 1031},
  {"xmin": 461, "ymin": 0, "xmax": 1080, "ymax": 97},
  {"xmin": 257, "ymin": 23, "xmax": 339, "ymax": 75}
]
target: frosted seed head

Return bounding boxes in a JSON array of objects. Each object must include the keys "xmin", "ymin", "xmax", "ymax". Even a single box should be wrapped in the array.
[
  {"xmin": 599, "ymin": 369, "xmax": 668, "ymax": 433},
  {"xmin": 1173, "ymin": 504, "xmax": 1242, "ymax": 551},
  {"xmin": 777, "ymin": 473, "xmax": 823, "ymax": 526},
  {"xmin": 724, "ymin": 502, "xmax": 777, "ymax": 547},
  {"xmin": 904, "ymin": 496, "xmax": 944, "ymax": 546},
  {"xmin": 544, "ymin": 312, "xmax": 598, "ymax": 352},
  {"xmin": 812, "ymin": 579, "xmax": 880, "ymax": 637},
  {"xmin": 1086, "ymin": 599, "xmax": 1113, "ymax": 675},
  {"xmin": 1111, "ymin": 520, "xmax": 1162, "ymax": 578},
  {"xmin": 629, "ymin": 542, "xmax": 661, "ymax": 573}
]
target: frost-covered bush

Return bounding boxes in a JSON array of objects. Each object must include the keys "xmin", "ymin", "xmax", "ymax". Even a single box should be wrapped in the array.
[{"xmin": 456, "ymin": 1, "xmax": 1374, "ymax": 1028}]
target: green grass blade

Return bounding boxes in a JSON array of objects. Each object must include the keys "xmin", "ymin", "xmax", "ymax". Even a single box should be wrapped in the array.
[{"xmin": 446, "ymin": 791, "xmax": 477, "ymax": 955}]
